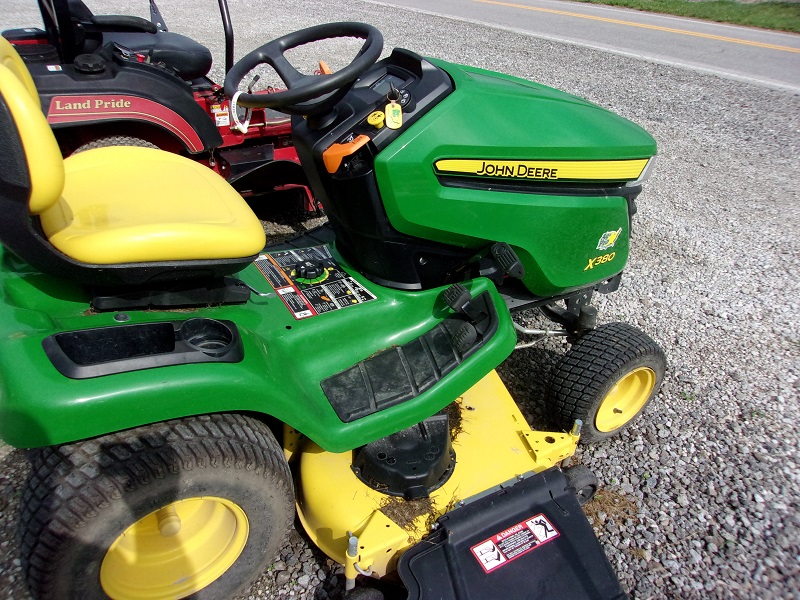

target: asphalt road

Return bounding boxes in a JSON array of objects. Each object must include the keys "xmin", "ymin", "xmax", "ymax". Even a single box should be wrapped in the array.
[{"xmin": 369, "ymin": 0, "xmax": 800, "ymax": 92}]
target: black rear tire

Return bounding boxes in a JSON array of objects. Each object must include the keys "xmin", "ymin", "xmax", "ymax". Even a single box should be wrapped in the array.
[
  {"xmin": 545, "ymin": 322, "xmax": 666, "ymax": 443},
  {"xmin": 19, "ymin": 413, "xmax": 294, "ymax": 600},
  {"xmin": 72, "ymin": 135, "xmax": 158, "ymax": 153}
]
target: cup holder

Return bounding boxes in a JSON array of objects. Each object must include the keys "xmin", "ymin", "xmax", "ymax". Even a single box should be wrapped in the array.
[
  {"xmin": 179, "ymin": 318, "xmax": 235, "ymax": 357},
  {"xmin": 44, "ymin": 318, "xmax": 244, "ymax": 379}
]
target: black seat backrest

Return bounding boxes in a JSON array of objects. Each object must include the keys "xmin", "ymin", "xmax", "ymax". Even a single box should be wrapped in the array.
[{"xmin": 40, "ymin": 0, "xmax": 212, "ymax": 79}]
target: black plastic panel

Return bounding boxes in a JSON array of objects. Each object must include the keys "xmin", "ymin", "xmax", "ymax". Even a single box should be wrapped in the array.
[
  {"xmin": 399, "ymin": 468, "xmax": 627, "ymax": 600},
  {"xmin": 90, "ymin": 277, "xmax": 251, "ymax": 311},
  {"xmin": 1, "ymin": 28, "xmax": 48, "ymax": 43},
  {"xmin": 352, "ymin": 413, "xmax": 455, "ymax": 499}
]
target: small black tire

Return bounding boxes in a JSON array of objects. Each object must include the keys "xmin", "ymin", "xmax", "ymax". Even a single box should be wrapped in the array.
[
  {"xmin": 563, "ymin": 465, "xmax": 599, "ymax": 506},
  {"xmin": 347, "ymin": 587, "xmax": 386, "ymax": 600},
  {"xmin": 18, "ymin": 413, "xmax": 294, "ymax": 600},
  {"xmin": 72, "ymin": 135, "xmax": 158, "ymax": 153},
  {"xmin": 545, "ymin": 322, "xmax": 666, "ymax": 443}
]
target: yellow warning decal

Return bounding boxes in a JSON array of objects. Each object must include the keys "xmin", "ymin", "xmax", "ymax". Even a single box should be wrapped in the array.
[{"xmin": 434, "ymin": 159, "xmax": 649, "ymax": 181}]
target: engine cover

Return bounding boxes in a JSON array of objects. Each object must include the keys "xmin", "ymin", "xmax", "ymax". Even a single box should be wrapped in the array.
[{"xmin": 293, "ymin": 50, "xmax": 657, "ymax": 297}]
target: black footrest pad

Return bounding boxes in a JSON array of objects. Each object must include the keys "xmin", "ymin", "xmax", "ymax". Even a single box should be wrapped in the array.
[{"xmin": 321, "ymin": 291, "xmax": 498, "ymax": 423}]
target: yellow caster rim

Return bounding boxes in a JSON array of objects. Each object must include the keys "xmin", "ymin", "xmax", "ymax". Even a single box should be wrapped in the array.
[
  {"xmin": 595, "ymin": 367, "xmax": 656, "ymax": 432},
  {"xmin": 100, "ymin": 497, "xmax": 249, "ymax": 600}
]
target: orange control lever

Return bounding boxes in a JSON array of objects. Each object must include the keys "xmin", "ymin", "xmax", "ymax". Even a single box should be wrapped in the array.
[{"xmin": 322, "ymin": 135, "xmax": 371, "ymax": 174}]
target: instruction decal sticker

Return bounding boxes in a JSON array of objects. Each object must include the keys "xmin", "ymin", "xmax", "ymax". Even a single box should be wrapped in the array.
[
  {"xmin": 211, "ymin": 103, "xmax": 231, "ymax": 127},
  {"xmin": 255, "ymin": 245, "xmax": 376, "ymax": 320},
  {"xmin": 470, "ymin": 513, "xmax": 559, "ymax": 573}
]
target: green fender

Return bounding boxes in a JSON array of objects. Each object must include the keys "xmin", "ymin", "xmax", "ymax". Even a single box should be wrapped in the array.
[{"xmin": 0, "ymin": 246, "xmax": 516, "ymax": 452}]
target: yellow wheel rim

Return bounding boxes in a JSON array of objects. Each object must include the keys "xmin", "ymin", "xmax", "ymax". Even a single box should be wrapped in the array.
[
  {"xmin": 100, "ymin": 497, "xmax": 249, "ymax": 600},
  {"xmin": 595, "ymin": 367, "xmax": 656, "ymax": 432}
]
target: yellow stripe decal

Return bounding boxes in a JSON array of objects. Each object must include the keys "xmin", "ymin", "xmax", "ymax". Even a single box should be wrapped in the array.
[
  {"xmin": 434, "ymin": 158, "xmax": 649, "ymax": 181},
  {"xmin": 474, "ymin": 0, "xmax": 800, "ymax": 54}
]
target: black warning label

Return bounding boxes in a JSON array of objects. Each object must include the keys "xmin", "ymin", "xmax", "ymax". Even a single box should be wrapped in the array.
[
  {"xmin": 254, "ymin": 245, "xmax": 376, "ymax": 320},
  {"xmin": 470, "ymin": 513, "xmax": 559, "ymax": 573}
]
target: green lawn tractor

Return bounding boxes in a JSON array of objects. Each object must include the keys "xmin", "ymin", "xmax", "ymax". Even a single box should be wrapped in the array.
[{"xmin": 0, "ymin": 21, "xmax": 665, "ymax": 600}]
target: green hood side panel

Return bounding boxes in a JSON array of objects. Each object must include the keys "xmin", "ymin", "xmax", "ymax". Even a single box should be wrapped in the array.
[
  {"xmin": 0, "ymin": 246, "xmax": 516, "ymax": 452},
  {"xmin": 374, "ymin": 59, "xmax": 656, "ymax": 296}
]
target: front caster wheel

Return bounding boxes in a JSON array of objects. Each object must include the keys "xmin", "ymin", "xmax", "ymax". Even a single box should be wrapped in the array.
[
  {"xmin": 563, "ymin": 465, "xmax": 599, "ymax": 506},
  {"xmin": 19, "ymin": 413, "xmax": 294, "ymax": 600},
  {"xmin": 545, "ymin": 322, "xmax": 666, "ymax": 443},
  {"xmin": 347, "ymin": 587, "xmax": 386, "ymax": 600}
]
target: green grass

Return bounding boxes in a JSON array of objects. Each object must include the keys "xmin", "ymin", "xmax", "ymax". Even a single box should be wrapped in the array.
[{"xmin": 572, "ymin": 0, "xmax": 800, "ymax": 32}]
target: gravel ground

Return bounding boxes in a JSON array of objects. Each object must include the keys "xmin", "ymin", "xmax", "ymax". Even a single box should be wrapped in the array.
[{"xmin": 1, "ymin": 1, "xmax": 799, "ymax": 598}]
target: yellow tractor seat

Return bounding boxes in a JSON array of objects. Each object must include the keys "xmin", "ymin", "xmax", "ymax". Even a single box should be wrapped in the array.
[{"xmin": 0, "ymin": 37, "xmax": 266, "ymax": 287}]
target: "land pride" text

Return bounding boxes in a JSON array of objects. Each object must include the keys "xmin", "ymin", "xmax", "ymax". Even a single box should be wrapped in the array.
[{"xmin": 53, "ymin": 98, "xmax": 133, "ymax": 111}]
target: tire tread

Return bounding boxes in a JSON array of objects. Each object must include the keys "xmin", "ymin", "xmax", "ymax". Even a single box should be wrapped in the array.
[
  {"xmin": 546, "ymin": 322, "xmax": 666, "ymax": 442},
  {"xmin": 19, "ymin": 413, "xmax": 292, "ymax": 599}
]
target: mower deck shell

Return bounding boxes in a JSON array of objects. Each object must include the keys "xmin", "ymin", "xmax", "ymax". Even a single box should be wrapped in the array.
[{"xmin": 294, "ymin": 369, "xmax": 580, "ymax": 578}]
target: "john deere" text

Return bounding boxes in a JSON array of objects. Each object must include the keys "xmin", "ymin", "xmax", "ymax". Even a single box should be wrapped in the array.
[{"xmin": 476, "ymin": 162, "xmax": 559, "ymax": 179}]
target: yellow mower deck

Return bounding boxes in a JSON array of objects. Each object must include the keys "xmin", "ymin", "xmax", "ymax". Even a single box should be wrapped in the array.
[{"xmin": 291, "ymin": 370, "xmax": 579, "ymax": 579}]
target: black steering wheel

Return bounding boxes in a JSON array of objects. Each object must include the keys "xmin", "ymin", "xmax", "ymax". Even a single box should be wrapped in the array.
[{"xmin": 224, "ymin": 22, "xmax": 383, "ymax": 116}]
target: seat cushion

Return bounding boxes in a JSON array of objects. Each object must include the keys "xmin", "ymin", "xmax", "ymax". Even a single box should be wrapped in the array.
[
  {"xmin": 40, "ymin": 147, "xmax": 266, "ymax": 265},
  {"xmin": 103, "ymin": 31, "xmax": 213, "ymax": 80}
]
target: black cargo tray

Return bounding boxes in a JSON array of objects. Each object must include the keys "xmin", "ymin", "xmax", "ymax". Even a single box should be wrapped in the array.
[{"xmin": 398, "ymin": 468, "xmax": 626, "ymax": 600}]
